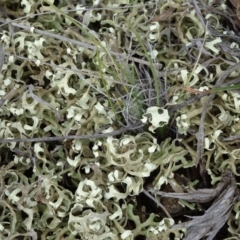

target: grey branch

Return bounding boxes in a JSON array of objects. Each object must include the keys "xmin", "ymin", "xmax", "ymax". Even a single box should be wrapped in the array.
[{"xmin": 0, "ymin": 121, "xmax": 143, "ymax": 143}]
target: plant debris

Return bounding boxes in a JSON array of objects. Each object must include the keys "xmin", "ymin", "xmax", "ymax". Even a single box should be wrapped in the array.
[
  {"xmin": 148, "ymin": 170, "xmax": 239, "ymax": 240},
  {"xmin": 0, "ymin": 0, "xmax": 240, "ymax": 239}
]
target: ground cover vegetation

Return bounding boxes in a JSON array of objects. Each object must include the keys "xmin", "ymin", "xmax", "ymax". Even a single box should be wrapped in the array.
[{"xmin": 0, "ymin": 0, "xmax": 240, "ymax": 239}]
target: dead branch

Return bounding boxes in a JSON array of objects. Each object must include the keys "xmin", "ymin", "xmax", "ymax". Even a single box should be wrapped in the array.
[
  {"xmin": 148, "ymin": 171, "xmax": 239, "ymax": 240},
  {"xmin": 0, "ymin": 121, "xmax": 143, "ymax": 143}
]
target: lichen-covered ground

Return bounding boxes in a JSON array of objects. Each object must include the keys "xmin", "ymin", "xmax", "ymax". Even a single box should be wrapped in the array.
[{"xmin": 1, "ymin": 0, "xmax": 240, "ymax": 239}]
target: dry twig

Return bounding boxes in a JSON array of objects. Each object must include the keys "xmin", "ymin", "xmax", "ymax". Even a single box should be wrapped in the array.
[
  {"xmin": 0, "ymin": 85, "xmax": 26, "ymax": 108},
  {"xmin": 142, "ymin": 189, "xmax": 172, "ymax": 219},
  {"xmin": 196, "ymin": 62, "xmax": 240, "ymax": 166},
  {"xmin": 0, "ymin": 121, "xmax": 143, "ymax": 143},
  {"xmin": 27, "ymin": 85, "xmax": 62, "ymax": 121},
  {"xmin": 0, "ymin": 44, "xmax": 4, "ymax": 72}
]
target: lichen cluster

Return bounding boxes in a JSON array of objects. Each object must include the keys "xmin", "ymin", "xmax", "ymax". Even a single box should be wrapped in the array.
[{"xmin": 1, "ymin": 0, "xmax": 240, "ymax": 239}]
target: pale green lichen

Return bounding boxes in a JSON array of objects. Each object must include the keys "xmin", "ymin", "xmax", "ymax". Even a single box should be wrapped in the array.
[{"xmin": 0, "ymin": 0, "xmax": 240, "ymax": 239}]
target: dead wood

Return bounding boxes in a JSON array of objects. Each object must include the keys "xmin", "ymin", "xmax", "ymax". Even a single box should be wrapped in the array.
[{"xmin": 148, "ymin": 171, "xmax": 239, "ymax": 240}]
